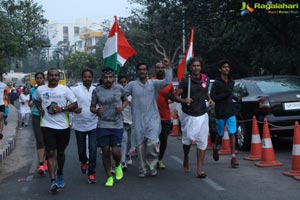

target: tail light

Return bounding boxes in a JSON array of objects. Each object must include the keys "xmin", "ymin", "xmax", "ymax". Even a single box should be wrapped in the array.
[{"xmin": 257, "ymin": 96, "xmax": 271, "ymax": 112}]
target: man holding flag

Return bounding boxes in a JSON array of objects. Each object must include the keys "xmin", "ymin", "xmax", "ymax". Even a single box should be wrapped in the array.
[{"xmin": 175, "ymin": 29, "xmax": 212, "ymax": 178}]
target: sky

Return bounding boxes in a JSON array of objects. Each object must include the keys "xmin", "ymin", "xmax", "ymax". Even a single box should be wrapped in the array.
[{"xmin": 34, "ymin": 0, "xmax": 135, "ymax": 23}]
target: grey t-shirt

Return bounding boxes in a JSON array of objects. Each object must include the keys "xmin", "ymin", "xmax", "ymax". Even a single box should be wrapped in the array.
[{"xmin": 91, "ymin": 83, "xmax": 127, "ymax": 129}]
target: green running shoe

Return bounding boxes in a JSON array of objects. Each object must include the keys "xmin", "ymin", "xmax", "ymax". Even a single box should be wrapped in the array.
[
  {"xmin": 115, "ymin": 165, "xmax": 123, "ymax": 180},
  {"xmin": 105, "ymin": 176, "xmax": 114, "ymax": 187}
]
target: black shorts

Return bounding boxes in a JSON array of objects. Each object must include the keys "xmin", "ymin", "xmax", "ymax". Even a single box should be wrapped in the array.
[
  {"xmin": 0, "ymin": 105, "xmax": 4, "ymax": 112},
  {"xmin": 161, "ymin": 120, "xmax": 172, "ymax": 136},
  {"xmin": 41, "ymin": 127, "xmax": 70, "ymax": 152}
]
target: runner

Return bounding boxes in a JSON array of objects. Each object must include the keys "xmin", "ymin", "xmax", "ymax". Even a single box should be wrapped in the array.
[
  {"xmin": 210, "ymin": 59, "xmax": 240, "ymax": 168},
  {"xmin": 3, "ymin": 84, "xmax": 11, "ymax": 126},
  {"xmin": 174, "ymin": 57, "xmax": 212, "ymax": 178},
  {"xmin": 0, "ymin": 73, "xmax": 7, "ymax": 140},
  {"xmin": 35, "ymin": 68, "xmax": 78, "ymax": 193},
  {"xmin": 125, "ymin": 62, "xmax": 172, "ymax": 177},
  {"xmin": 152, "ymin": 60, "xmax": 175, "ymax": 169},
  {"xmin": 71, "ymin": 69, "xmax": 98, "ymax": 184},
  {"xmin": 29, "ymin": 72, "xmax": 48, "ymax": 175},
  {"xmin": 90, "ymin": 68, "xmax": 128, "ymax": 187},
  {"xmin": 118, "ymin": 75, "xmax": 133, "ymax": 170},
  {"xmin": 19, "ymin": 87, "xmax": 31, "ymax": 129}
]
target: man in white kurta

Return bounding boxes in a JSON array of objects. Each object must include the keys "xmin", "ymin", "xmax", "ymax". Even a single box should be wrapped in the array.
[{"xmin": 125, "ymin": 62, "xmax": 172, "ymax": 177}]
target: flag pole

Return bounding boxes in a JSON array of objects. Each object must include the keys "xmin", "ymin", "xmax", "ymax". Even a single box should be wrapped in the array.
[{"xmin": 187, "ymin": 74, "xmax": 191, "ymax": 106}]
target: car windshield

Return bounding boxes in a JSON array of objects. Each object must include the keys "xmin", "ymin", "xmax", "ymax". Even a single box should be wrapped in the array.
[{"xmin": 256, "ymin": 77, "xmax": 300, "ymax": 94}]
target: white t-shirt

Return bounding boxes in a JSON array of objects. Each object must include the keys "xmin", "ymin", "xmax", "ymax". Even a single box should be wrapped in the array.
[
  {"xmin": 70, "ymin": 84, "xmax": 98, "ymax": 131},
  {"xmin": 0, "ymin": 82, "xmax": 7, "ymax": 106},
  {"xmin": 35, "ymin": 84, "xmax": 77, "ymax": 129},
  {"xmin": 19, "ymin": 93, "xmax": 31, "ymax": 114}
]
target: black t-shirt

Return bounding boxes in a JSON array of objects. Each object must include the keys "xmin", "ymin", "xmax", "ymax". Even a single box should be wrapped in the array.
[{"xmin": 179, "ymin": 74, "xmax": 209, "ymax": 116}]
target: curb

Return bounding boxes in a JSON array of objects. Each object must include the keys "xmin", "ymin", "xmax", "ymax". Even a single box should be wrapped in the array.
[{"xmin": 0, "ymin": 104, "xmax": 18, "ymax": 163}]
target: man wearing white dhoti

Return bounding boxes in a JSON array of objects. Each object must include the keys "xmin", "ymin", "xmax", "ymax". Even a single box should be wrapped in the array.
[{"xmin": 174, "ymin": 57, "xmax": 212, "ymax": 178}]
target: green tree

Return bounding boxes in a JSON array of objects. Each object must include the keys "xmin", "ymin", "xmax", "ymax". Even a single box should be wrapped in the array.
[
  {"xmin": 63, "ymin": 51, "xmax": 100, "ymax": 82},
  {"xmin": 0, "ymin": 0, "xmax": 48, "ymax": 72}
]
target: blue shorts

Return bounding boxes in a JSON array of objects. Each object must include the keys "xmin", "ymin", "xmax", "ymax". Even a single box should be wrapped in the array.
[
  {"xmin": 97, "ymin": 128, "xmax": 123, "ymax": 148},
  {"xmin": 215, "ymin": 116, "xmax": 237, "ymax": 137}
]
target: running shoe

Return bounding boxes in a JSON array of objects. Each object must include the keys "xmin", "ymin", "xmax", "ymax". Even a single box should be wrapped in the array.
[
  {"xmin": 44, "ymin": 161, "xmax": 48, "ymax": 171},
  {"xmin": 115, "ymin": 165, "xmax": 123, "ymax": 180},
  {"xmin": 0, "ymin": 133, "xmax": 3, "ymax": 140},
  {"xmin": 121, "ymin": 162, "xmax": 127, "ymax": 171},
  {"xmin": 37, "ymin": 165, "xmax": 46, "ymax": 175},
  {"xmin": 231, "ymin": 157, "xmax": 239, "ymax": 168},
  {"xmin": 81, "ymin": 163, "xmax": 87, "ymax": 174},
  {"xmin": 4, "ymin": 120, "xmax": 7, "ymax": 126},
  {"xmin": 149, "ymin": 166, "xmax": 157, "ymax": 176},
  {"xmin": 157, "ymin": 160, "xmax": 166, "ymax": 169},
  {"xmin": 128, "ymin": 150, "xmax": 137, "ymax": 157},
  {"xmin": 49, "ymin": 180, "xmax": 59, "ymax": 193},
  {"xmin": 88, "ymin": 174, "xmax": 96, "ymax": 184},
  {"xmin": 213, "ymin": 148, "xmax": 219, "ymax": 161},
  {"xmin": 105, "ymin": 176, "xmax": 114, "ymax": 187},
  {"xmin": 126, "ymin": 158, "xmax": 133, "ymax": 165},
  {"xmin": 139, "ymin": 171, "xmax": 147, "ymax": 178},
  {"xmin": 56, "ymin": 175, "xmax": 65, "ymax": 188}
]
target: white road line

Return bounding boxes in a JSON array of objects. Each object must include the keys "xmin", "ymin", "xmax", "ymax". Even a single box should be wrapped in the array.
[{"xmin": 170, "ymin": 155, "xmax": 225, "ymax": 191}]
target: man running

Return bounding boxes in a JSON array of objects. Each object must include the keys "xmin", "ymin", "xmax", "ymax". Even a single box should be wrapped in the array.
[
  {"xmin": 174, "ymin": 57, "xmax": 212, "ymax": 178},
  {"xmin": 125, "ymin": 62, "xmax": 172, "ymax": 177},
  {"xmin": 71, "ymin": 69, "xmax": 98, "ymax": 183},
  {"xmin": 210, "ymin": 59, "xmax": 240, "ymax": 168},
  {"xmin": 35, "ymin": 68, "xmax": 78, "ymax": 192},
  {"xmin": 90, "ymin": 68, "xmax": 128, "ymax": 187},
  {"xmin": 152, "ymin": 60, "xmax": 175, "ymax": 169},
  {"xmin": 0, "ymin": 73, "xmax": 7, "ymax": 140}
]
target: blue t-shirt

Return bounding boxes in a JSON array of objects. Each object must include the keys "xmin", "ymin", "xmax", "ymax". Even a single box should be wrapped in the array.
[{"xmin": 30, "ymin": 86, "xmax": 39, "ymax": 116}]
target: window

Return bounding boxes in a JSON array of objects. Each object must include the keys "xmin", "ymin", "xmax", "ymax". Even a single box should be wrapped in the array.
[{"xmin": 234, "ymin": 82, "xmax": 248, "ymax": 98}]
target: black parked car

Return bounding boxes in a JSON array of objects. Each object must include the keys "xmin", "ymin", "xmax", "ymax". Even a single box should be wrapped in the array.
[{"xmin": 233, "ymin": 75, "xmax": 300, "ymax": 150}]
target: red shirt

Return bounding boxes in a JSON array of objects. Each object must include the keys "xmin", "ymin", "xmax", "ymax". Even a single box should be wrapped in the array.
[{"xmin": 157, "ymin": 82, "xmax": 175, "ymax": 121}]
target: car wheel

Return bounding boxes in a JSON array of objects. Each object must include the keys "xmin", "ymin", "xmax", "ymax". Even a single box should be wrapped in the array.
[{"xmin": 236, "ymin": 121, "xmax": 250, "ymax": 151}]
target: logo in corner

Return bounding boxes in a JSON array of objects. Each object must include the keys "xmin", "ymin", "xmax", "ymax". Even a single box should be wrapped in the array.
[{"xmin": 240, "ymin": 1, "xmax": 254, "ymax": 16}]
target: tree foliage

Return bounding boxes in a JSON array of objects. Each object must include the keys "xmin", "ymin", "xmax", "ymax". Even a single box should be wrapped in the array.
[
  {"xmin": 0, "ymin": 0, "xmax": 49, "ymax": 72},
  {"xmin": 124, "ymin": 0, "xmax": 300, "ymax": 78},
  {"xmin": 63, "ymin": 51, "xmax": 100, "ymax": 82}
]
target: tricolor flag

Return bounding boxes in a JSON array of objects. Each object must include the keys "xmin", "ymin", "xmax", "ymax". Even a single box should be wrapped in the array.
[
  {"xmin": 177, "ymin": 29, "xmax": 194, "ymax": 82},
  {"xmin": 103, "ymin": 16, "xmax": 137, "ymax": 73}
]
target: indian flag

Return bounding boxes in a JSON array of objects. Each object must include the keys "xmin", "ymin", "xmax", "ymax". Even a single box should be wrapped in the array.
[
  {"xmin": 177, "ymin": 29, "xmax": 194, "ymax": 82},
  {"xmin": 103, "ymin": 16, "xmax": 137, "ymax": 72}
]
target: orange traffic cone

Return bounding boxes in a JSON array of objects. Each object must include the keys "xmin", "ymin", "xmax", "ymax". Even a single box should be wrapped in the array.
[
  {"xmin": 219, "ymin": 126, "xmax": 231, "ymax": 155},
  {"xmin": 283, "ymin": 121, "xmax": 300, "ymax": 177},
  {"xmin": 206, "ymin": 133, "xmax": 213, "ymax": 150},
  {"xmin": 244, "ymin": 116, "xmax": 262, "ymax": 161},
  {"xmin": 170, "ymin": 109, "xmax": 180, "ymax": 136},
  {"xmin": 255, "ymin": 118, "xmax": 284, "ymax": 167}
]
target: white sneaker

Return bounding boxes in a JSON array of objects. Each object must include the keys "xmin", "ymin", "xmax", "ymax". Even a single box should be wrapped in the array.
[{"xmin": 126, "ymin": 159, "xmax": 133, "ymax": 165}]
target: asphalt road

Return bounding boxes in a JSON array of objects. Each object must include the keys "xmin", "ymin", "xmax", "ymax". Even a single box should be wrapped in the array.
[{"xmin": 0, "ymin": 118, "xmax": 299, "ymax": 200}]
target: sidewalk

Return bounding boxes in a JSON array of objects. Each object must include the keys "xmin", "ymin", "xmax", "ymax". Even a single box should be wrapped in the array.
[{"xmin": 0, "ymin": 105, "xmax": 18, "ymax": 162}]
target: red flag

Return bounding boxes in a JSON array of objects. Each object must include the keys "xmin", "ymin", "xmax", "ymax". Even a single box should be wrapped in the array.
[
  {"xmin": 177, "ymin": 29, "xmax": 194, "ymax": 82},
  {"xmin": 103, "ymin": 16, "xmax": 137, "ymax": 72}
]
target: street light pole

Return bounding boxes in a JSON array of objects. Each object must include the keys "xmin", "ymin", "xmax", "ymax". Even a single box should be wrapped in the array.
[{"xmin": 55, "ymin": 49, "xmax": 60, "ymax": 69}]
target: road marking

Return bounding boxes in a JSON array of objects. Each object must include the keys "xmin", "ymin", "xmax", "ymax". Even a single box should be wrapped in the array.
[
  {"xmin": 170, "ymin": 155, "xmax": 225, "ymax": 191},
  {"xmin": 203, "ymin": 178, "xmax": 225, "ymax": 191}
]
